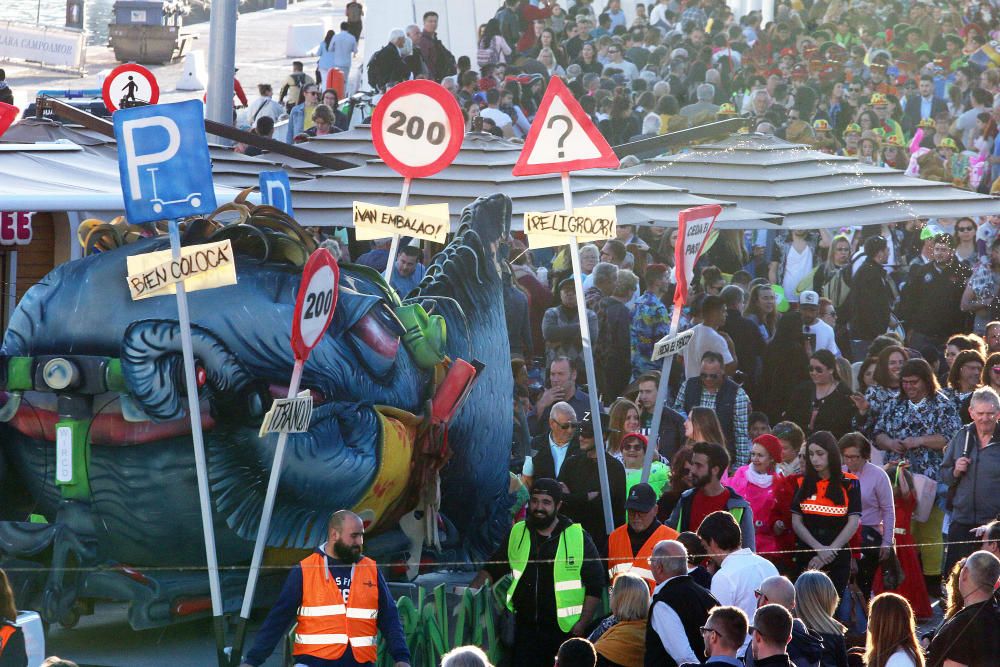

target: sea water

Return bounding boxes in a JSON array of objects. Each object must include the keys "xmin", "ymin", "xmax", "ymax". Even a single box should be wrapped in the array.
[{"xmin": 0, "ymin": 0, "xmax": 115, "ymax": 46}]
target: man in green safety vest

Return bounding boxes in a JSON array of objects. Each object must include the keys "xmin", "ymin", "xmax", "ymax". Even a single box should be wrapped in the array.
[{"xmin": 470, "ymin": 478, "xmax": 604, "ymax": 667}]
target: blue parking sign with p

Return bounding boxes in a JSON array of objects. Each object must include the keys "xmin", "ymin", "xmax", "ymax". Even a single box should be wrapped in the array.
[
  {"xmin": 113, "ymin": 100, "xmax": 216, "ymax": 224},
  {"xmin": 259, "ymin": 171, "xmax": 293, "ymax": 216}
]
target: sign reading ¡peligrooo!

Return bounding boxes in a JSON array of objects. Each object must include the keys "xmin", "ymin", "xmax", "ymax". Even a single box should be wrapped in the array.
[
  {"xmin": 523, "ymin": 205, "xmax": 617, "ymax": 249},
  {"xmin": 125, "ymin": 240, "xmax": 236, "ymax": 300}
]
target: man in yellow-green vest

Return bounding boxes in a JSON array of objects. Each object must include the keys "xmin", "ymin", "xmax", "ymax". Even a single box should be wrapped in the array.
[{"xmin": 470, "ymin": 478, "xmax": 604, "ymax": 667}]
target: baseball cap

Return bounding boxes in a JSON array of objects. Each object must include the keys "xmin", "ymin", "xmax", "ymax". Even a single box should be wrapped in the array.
[
  {"xmin": 531, "ymin": 478, "xmax": 563, "ymax": 503},
  {"xmin": 670, "ymin": 48, "xmax": 689, "ymax": 60},
  {"xmin": 799, "ymin": 290, "xmax": 820, "ymax": 306},
  {"xmin": 625, "ymin": 482, "xmax": 657, "ymax": 512},
  {"xmin": 579, "ymin": 410, "xmax": 608, "ymax": 437}
]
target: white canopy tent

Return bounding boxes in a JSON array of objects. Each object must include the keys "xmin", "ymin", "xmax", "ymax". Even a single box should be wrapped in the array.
[
  {"xmin": 642, "ymin": 134, "xmax": 1000, "ymax": 227},
  {"xmin": 289, "ymin": 131, "xmax": 780, "ymax": 229}
]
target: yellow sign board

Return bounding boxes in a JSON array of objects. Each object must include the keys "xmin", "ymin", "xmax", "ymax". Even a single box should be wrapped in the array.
[
  {"xmin": 523, "ymin": 205, "xmax": 617, "ymax": 249},
  {"xmin": 126, "ymin": 239, "xmax": 236, "ymax": 300},
  {"xmin": 353, "ymin": 202, "xmax": 450, "ymax": 244}
]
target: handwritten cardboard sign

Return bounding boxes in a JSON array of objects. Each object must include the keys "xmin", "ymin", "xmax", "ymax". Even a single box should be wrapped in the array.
[
  {"xmin": 126, "ymin": 239, "xmax": 236, "ymax": 300},
  {"xmin": 523, "ymin": 205, "xmax": 617, "ymax": 249},
  {"xmin": 353, "ymin": 202, "xmax": 450, "ymax": 244},
  {"xmin": 259, "ymin": 390, "xmax": 314, "ymax": 436},
  {"xmin": 651, "ymin": 329, "xmax": 695, "ymax": 362}
]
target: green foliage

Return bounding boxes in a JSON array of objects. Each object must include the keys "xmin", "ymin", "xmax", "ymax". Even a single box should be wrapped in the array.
[{"xmin": 375, "ymin": 579, "xmax": 509, "ymax": 667}]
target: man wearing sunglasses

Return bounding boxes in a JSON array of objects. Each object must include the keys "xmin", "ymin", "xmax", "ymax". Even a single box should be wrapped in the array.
[
  {"xmin": 702, "ymin": 606, "xmax": 748, "ymax": 667},
  {"xmin": 743, "ymin": 576, "xmax": 823, "ymax": 667},
  {"xmin": 674, "ymin": 351, "xmax": 751, "ymax": 468},
  {"xmin": 523, "ymin": 401, "xmax": 580, "ymax": 487}
]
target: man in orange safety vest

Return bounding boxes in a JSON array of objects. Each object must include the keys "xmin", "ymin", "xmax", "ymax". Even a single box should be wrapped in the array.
[
  {"xmin": 239, "ymin": 510, "xmax": 411, "ymax": 667},
  {"xmin": 607, "ymin": 483, "xmax": 679, "ymax": 590}
]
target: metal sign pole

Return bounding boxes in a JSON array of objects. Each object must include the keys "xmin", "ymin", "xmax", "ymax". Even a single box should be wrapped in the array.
[
  {"xmin": 641, "ymin": 305, "xmax": 682, "ymax": 483},
  {"xmin": 205, "ymin": 0, "xmax": 238, "ymax": 138},
  {"xmin": 167, "ymin": 219, "xmax": 227, "ymax": 667},
  {"xmin": 383, "ymin": 176, "xmax": 412, "ymax": 284},
  {"xmin": 561, "ymin": 172, "xmax": 614, "ymax": 535},
  {"xmin": 230, "ymin": 360, "xmax": 304, "ymax": 666}
]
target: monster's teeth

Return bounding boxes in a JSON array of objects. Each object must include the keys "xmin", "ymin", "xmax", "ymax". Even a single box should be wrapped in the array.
[{"xmin": 0, "ymin": 392, "xmax": 20, "ymax": 422}]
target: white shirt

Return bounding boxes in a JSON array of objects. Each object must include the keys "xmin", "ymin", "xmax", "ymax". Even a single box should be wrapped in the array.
[
  {"xmin": 683, "ymin": 323, "xmax": 734, "ymax": 379},
  {"xmin": 480, "ymin": 107, "xmax": 512, "ymax": 128},
  {"xmin": 650, "ymin": 576, "xmax": 700, "ymax": 666},
  {"xmin": 603, "ymin": 59, "xmax": 639, "ymax": 81},
  {"xmin": 710, "ymin": 548, "xmax": 779, "ymax": 636},
  {"xmin": 885, "ymin": 649, "xmax": 918, "ymax": 667},
  {"xmin": 781, "ymin": 244, "xmax": 814, "ymax": 302},
  {"xmin": 803, "ymin": 317, "xmax": 840, "ymax": 356},
  {"xmin": 549, "ymin": 433, "xmax": 571, "ymax": 478}
]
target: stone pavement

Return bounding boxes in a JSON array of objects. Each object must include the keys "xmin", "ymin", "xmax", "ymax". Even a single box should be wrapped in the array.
[{"xmin": 3, "ymin": 0, "xmax": 364, "ymax": 115}]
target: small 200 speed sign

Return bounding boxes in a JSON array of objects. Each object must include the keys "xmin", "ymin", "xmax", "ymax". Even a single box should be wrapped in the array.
[
  {"xmin": 371, "ymin": 80, "xmax": 464, "ymax": 179},
  {"xmin": 291, "ymin": 248, "xmax": 340, "ymax": 361}
]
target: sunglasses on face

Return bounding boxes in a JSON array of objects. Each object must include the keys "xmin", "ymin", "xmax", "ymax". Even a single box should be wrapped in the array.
[
  {"xmin": 958, "ymin": 226, "xmax": 976, "ymax": 232},
  {"xmin": 621, "ymin": 442, "xmax": 645, "ymax": 452},
  {"xmin": 809, "ymin": 366, "xmax": 827, "ymax": 373},
  {"xmin": 552, "ymin": 420, "xmax": 576, "ymax": 430}
]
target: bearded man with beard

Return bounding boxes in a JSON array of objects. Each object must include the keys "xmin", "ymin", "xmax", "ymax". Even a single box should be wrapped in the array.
[
  {"xmin": 666, "ymin": 442, "xmax": 757, "ymax": 550},
  {"xmin": 240, "ymin": 510, "xmax": 411, "ymax": 667},
  {"xmin": 470, "ymin": 478, "xmax": 604, "ymax": 667}
]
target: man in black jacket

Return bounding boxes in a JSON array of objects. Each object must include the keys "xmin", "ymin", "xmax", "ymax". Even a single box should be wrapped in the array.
[
  {"xmin": 720, "ymin": 285, "xmax": 765, "ymax": 399},
  {"xmin": 848, "ymin": 235, "xmax": 894, "ymax": 360},
  {"xmin": 596, "ymin": 270, "xmax": 637, "ymax": 402},
  {"xmin": 749, "ymin": 604, "xmax": 796, "ymax": 667},
  {"xmin": 471, "ymin": 479, "xmax": 604, "ymax": 667},
  {"xmin": 367, "ymin": 29, "xmax": 408, "ymax": 91},
  {"xmin": 645, "ymin": 539, "xmax": 718, "ymax": 667},
  {"xmin": 899, "ymin": 233, "xmax": 965, "ymax": 350},
  {"xmin": 526, "ymin": 401, "xmax": 580, "ymax": 484},
  {"xmin": 560, "ymin": 411, "xmax": 626, "ymax": 555},
  {"xmin": 744, "ymin": 576, "xmax": 824, "ymax": 667},
  {"xmin": 901, "ymin": 76, "xmax": 949, "ymax": 136}
]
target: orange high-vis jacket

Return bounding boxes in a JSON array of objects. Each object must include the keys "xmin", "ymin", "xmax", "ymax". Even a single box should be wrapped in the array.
[
  {"xmin": 0, "ymin": 622, "xmax": 16, "ymax": 654},
  {"xmin": 291, "ymin": 552, "xmax": 379, "ymax": 662},
  {"xmin": 607, "ymin": 523, "xmax": 678, "ymax": 591}
]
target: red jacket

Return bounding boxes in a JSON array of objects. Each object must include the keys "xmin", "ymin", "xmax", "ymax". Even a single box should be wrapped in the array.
[{"xmin": 515, "ymin": 4, "xmax": 554, "ymax": 53}]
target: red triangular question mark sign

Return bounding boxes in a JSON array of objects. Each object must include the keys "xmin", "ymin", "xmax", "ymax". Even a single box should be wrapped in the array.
[
  {"xmin": 0, "ymin": 102, "xmax": 19, "ymax": 138},
  {"xmin": 512, "ymin": 77, "xmax": 619, "ymax": 177}
]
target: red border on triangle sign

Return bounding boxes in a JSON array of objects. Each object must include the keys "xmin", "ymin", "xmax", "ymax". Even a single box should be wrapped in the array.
[{"xmin": 512, "ymin": 77, "xmax": 620, "ymax": 176}]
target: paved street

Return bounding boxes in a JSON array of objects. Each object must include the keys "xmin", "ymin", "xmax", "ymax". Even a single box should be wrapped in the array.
[{"xmin": 4, "ymin": 0, "xmax": 364, "ymax": 113}]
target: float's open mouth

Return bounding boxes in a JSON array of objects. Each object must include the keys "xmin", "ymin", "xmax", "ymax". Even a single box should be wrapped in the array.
[
  {"xmin": 3, "ymin": 390, "xmax": 216, "ymax": 445},
  {"xmin": 1, "ymin": 373, "xmax": 341, "ymax": 446}
]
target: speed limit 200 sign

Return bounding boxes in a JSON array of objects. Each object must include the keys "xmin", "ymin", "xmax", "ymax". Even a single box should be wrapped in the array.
[
  {"xmin": 371, "ymin": 80, "xmax": 464, "ymax": 178},
  {"xmin": 291, "ymin": 248, "xmax": 340, "ymax": 361}
]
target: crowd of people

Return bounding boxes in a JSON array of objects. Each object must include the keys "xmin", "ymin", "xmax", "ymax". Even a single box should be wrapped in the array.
[
  {"xmin": 11, "ymin": 0, "xmax": 1000, "ymax": 666},
  {"xmin": 355, "ymin": 0, "xmax": 1000, "ymax": 665}
]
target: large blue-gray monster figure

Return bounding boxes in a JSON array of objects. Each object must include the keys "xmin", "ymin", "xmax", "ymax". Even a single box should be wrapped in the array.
[{"xmin": 0, "ymin": 194, "xmax": 513, "ymax": 628}]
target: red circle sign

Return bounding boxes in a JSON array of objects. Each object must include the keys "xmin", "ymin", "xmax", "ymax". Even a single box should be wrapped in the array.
[
  {"xmin": 291, "ymin": 248, "xmax": 340, "ymax": 361},
  {"xmin": 371, "ymin": 80, "xmax": 464, "ymax": 178},
  {"xmin": 102, "ymin": 63, "xmax": 160, "ymax": 114}
]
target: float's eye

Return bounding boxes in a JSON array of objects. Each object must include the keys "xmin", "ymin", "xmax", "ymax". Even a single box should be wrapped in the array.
[{"xmin": 371, "ymin": 302, "xmax": 405, "ymax": 338}]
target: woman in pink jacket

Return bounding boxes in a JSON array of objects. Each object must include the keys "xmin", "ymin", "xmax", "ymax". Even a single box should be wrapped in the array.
[{"xmin": 724, "ymin": 434, "xmax": 785, "ymax": 564}]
